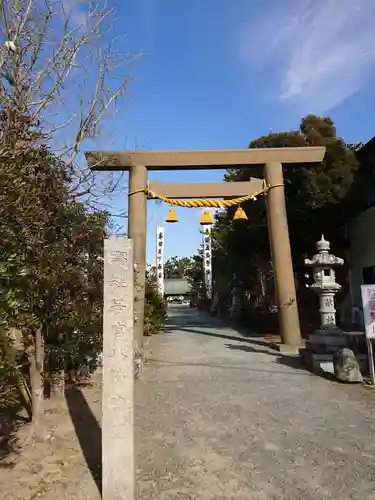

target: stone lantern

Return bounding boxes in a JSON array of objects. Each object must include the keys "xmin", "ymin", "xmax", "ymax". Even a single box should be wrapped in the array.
[
  {"xmin": 301, "ymin": 235, "xmax": 347, "ymax": 372},
  {"xmin": 304, "ymin": 235, "xmax": 344, "ymax": 333}
]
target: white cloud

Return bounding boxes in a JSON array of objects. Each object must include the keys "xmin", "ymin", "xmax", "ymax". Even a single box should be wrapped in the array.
[{"xmin": 239, "ymin": 0, "xmax": 375, "ymax": 112}]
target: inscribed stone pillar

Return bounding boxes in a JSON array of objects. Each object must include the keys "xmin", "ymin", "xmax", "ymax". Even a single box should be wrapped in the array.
[
  {"xmin": 128, "ymin": 165, "xmax": 147, "ymax": 350},
  {"xmin": 103, "ymin": 238, "xmax": 134, "ymax": 500},
  {"xmin": 264, "ymin": 162, "xmax": 302, "ymax": 347}
]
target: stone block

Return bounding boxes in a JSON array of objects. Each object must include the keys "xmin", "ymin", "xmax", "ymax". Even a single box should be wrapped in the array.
[
  {"xmin": 300, "ymin": 350, "xmax": 335, "ymax": 374},
  {"xmin": 305, "ymin": 331, "xmax": 347, "ymax": 354},
  {"xmin": 308, "ymin": 333, "xmax": 346, "ymax": 346}
]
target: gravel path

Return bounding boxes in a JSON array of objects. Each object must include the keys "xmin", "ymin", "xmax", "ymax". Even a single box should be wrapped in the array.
[
  {"xmin": 2, "ymin": 305, "xmax": 375, "ymax": 499},
  {"xmin": 136, "ymin": 305, "xmax": 375, "ymax": 499}
]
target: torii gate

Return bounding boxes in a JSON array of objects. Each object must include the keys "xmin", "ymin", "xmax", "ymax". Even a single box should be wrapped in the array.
[{"xmin": 86, "ymin": 146, "xmax": 326, "ymax": 351}]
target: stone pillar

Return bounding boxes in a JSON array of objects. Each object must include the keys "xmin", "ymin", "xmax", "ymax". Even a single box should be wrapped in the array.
[
  {"xmin": 128, "ymin": 165, "xmax": 147, "ymax": 350},
  {"xmin": 103, "ymin": 238, "xmax": 134, "ymax": 500},
  {"xmin": 265, "ymin": 162, "xmax": 301, "ymax": 347},
  {"xmin": 319, "ymin": 293, "xmax": 337, "ymax": 326}
]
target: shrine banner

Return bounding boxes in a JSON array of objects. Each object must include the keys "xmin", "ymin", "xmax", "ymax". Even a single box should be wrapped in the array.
[
  {"xmin": 202, "ymin": 228, "xmax": 212, "ymax": 299},
  {"xmin": 156, "ymin": 226, "xmax": 164, "ymax": 296}
]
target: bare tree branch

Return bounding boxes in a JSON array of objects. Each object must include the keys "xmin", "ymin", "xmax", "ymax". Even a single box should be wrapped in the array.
[{"xmin": 0, "ymin": 0, "xmax": 141, "ymax": 204}]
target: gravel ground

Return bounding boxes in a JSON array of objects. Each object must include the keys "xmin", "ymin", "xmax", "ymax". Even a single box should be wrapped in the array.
[
  {"xmin": 135, "ymin": 306, "xmax": 375, "ymax": 499},
  {"xmin": 2, "ymin": 305, "xmax": 375, "ymax": 499}
]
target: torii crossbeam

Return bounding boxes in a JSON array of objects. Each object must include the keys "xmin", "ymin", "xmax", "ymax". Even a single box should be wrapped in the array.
[{"xmin": 86, "ymin": 146, "xmax": 326, "ymax": 351}]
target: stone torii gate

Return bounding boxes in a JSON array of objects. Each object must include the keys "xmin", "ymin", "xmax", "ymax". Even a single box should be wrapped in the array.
[{"xmin": 86, "ymin": 146, "xmax": 325, "ymax": 351}]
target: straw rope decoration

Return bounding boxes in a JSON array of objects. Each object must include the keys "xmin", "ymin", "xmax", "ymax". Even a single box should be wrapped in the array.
[{"xmin": 129, "ymin": 180, "xmax": 284, "ymax": 208}]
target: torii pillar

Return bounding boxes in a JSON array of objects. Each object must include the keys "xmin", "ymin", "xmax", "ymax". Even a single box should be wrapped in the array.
[
  {"xmin": 128, "ymin": 164, "xmax": 147, "ymax": 350},
  {"xmin": 264, "ymin": 162, "xmax": 300, "ymax": 346},
  {"xmin": 86, "ymin": 146, "xmax": 326, "ymax": 350}
]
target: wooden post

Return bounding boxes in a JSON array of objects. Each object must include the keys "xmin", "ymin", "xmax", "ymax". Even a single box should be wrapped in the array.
[
  {"xmin": 128, "ymin": 165, "xmax": 147, "ymax": 350},
  {"xmin": 265, "ymin": 162, "xmax": 302, "ymax": 347},
  {"xmin": 103, "ymin": 238, "xmax": 134, "ymax": 500}
]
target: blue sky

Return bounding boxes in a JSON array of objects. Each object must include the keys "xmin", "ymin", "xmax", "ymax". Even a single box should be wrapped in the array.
[{"xmin": 79, "ymin": 0, "xmax": 375, "ymax": 264}]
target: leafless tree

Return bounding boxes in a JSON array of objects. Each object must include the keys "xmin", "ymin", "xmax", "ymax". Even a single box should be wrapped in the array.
[{"xmin": 0, "ymin": 0, "xmax": 140, "ymax": 203}]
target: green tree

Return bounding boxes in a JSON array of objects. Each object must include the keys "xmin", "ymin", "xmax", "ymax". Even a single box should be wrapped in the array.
[
  {"xmin": 143, "ymin": 280, "xmax": 167, "ymax": 336},
  {"xmin": 144, "ymin": 267, "xmax": 167, "ymax": 337},
  {"xmin": 184, "ymin": 251, "xmax": 204, "ymax": 295},
  {"xmin": 164, "ymin": 256, "xmax": 194, "ymax": 279},
  {"xmin": 0, "ymin": 145, "xmax": 109, "ymax": 439},
  {"xmin": 212, "ymin": 115, "xmax": 359, "ymax": 318}
]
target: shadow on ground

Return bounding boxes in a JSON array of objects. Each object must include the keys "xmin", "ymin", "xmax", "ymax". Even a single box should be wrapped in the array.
[
  {"xmin": 225, "ymin": 342, "xmax": 280, "ymax": 357},
  {"xmin": 148, "ymin": 357, "xmax": 313, "ymax": 377},
  {"xmin": 165, "ymin": 306, "xmax": 218, "ymax": 328},
  {"xmin": 275, "ymin": 354, "xmax": 338, "ymax": 382},
  {"xmin": 165, "ymin": 309, "xmax": 336, "ymax": 382},
  {"xmin": 65, "ymin": 386, "xmax": 102, "ymax": 495},
  {"xmin": 0, "ymin": 408, "xmax": 28, "ymax": 468},
  {"xmin": 164, "ymin": 325, "xmax": 275, "ymax": 351},
  {"xmin": 166, "ymin": 305, "xmax": 275, "ymax": 337},
  {"xmin": 223, "ymin": 339, "xmax": 337, "ymax": 381}
]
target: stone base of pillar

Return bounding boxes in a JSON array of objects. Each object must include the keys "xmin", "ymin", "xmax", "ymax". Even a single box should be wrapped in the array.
[
  {"xmin": 313, "ymin": 324, "xmax": 344, "ymax": 336},
  {"xmin": 274, "ymin": 343, "xmax": 303, "ymax": 355}
]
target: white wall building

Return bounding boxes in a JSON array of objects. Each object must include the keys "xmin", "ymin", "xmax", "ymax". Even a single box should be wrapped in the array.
[{"xmin": 340, "ymin": 137, "xmax": 375, "ymax": 326}]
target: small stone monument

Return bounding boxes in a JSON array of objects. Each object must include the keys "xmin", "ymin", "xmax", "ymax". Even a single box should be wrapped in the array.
[
  {"xmin": 300, "ymin": 235, "xmax": 347, "ymax": 373},
  {"xmin": 103, "ymin": 238, "xmax": 135, "ymax": 500},
  {"xmin": 230, "ymin": 273, "xmax": 243, "ymax": 319}
]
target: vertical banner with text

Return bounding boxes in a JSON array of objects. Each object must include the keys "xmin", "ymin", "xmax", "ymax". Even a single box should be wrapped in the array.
[
  {"xmin": 203, "ymin": 227, "xmax": 212, "ymax": 299},
  {"xmin": 156, "ymin": 226, "xmax": 165, "ymax": 296}
]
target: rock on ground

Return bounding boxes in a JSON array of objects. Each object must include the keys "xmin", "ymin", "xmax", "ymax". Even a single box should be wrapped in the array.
[{"xmin": 333, "ymin": 348, "xmax": 363, "ymax": 383}]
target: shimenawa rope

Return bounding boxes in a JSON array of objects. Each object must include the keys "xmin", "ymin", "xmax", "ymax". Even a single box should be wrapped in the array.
[{"xmin": 128, "ymin": 181, "xmax": 283, "ymax": 208}]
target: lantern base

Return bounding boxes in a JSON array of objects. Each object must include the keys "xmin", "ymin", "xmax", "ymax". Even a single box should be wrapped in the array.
[
  {"xmin": 304, "ymin": 325, "xmax": 346, "ymax": 355},
  {"xmin": 313, "ymin": 324, "xmax": 344, "ymax": 337},
  {"xmin": 300, "ymin": 323, "xmax": 346, "ymax": 374}
]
